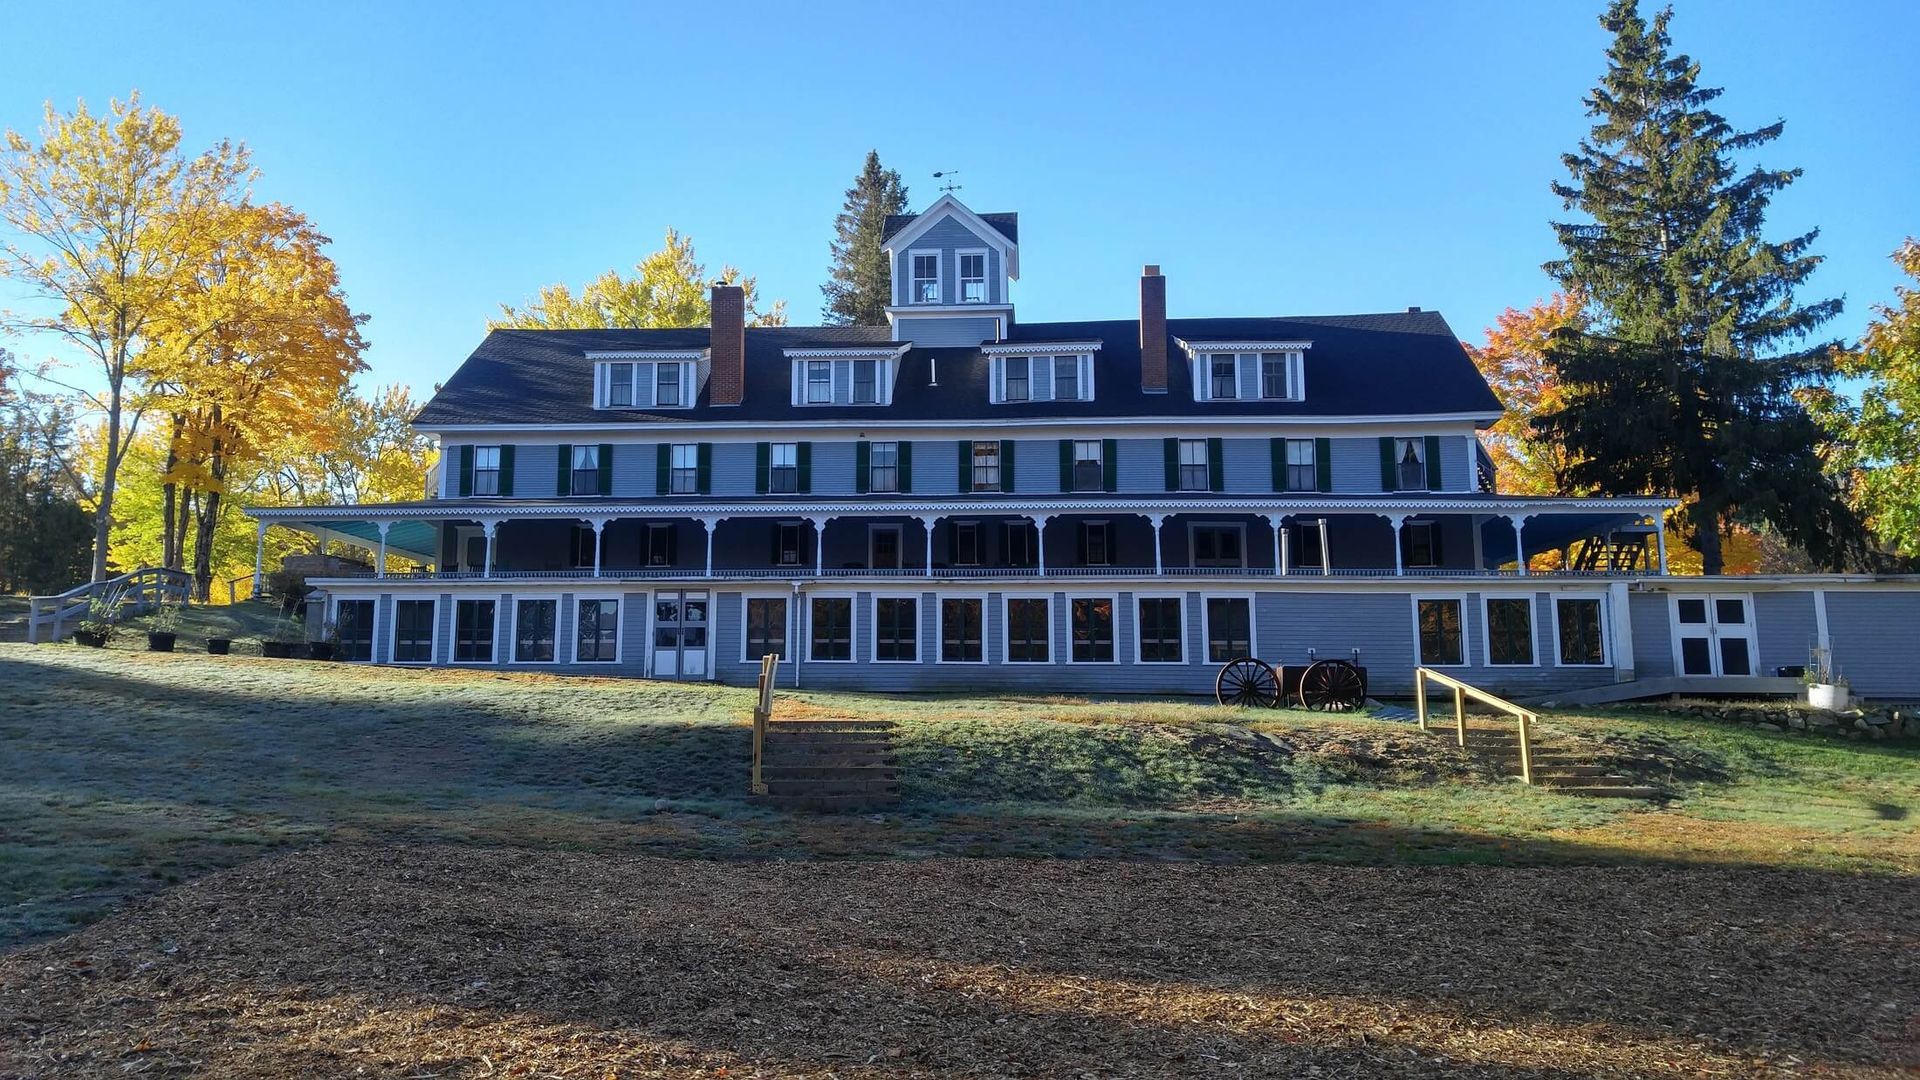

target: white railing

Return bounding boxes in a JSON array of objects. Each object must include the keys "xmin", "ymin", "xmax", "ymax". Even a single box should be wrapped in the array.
[
  {"xmin": 28, "ymin": 566, "xmax": 194, "ymax": 643},
  {"xmin": 305, "ymin": 564, "xmax": 1650, "ymax": 584}
]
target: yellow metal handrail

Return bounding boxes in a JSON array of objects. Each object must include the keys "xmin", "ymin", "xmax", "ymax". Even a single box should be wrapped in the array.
[
  {"xmin": 749, "ymin": 652, "xmax": 778, "ymax": 796},
  {"xmin": 1413, "ymin": 667, "xmax": 1536, "ymax": 785}
]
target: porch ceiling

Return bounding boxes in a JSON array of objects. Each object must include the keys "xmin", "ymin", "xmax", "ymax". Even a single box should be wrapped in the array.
[{"xmin": 268, "ymin": 518, "xmax": 439, "ymax": 561}]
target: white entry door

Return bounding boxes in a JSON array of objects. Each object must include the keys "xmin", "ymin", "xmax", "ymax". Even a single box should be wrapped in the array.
[
  {"xmin": 1671, "ymin": 593, "xmax": 1757, "ymax": 677},
  {"xmin": 652, "ymin": 591, "xmax": 710, "ymax": 679}
]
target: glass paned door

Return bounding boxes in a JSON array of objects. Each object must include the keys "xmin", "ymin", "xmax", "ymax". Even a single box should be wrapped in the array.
[
  {"xmin": 1671, "ymin": 594, "xmax": 1755, "ymax": 676},
  {"xmin": 651, "ymin": 590, "xmax": 710, "ymax": 679}
]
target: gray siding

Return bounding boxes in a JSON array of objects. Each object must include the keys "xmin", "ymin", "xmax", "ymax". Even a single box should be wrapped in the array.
[
  {"xmin": 1753, "ymin": 591, "xmax": 1817, "ymax": 677},
  {"xmin": 1330, "ymin": 437, "xmax": 1385, "ymax": 493},
  {"xmin": 891, "ymin": 215, "xmax": 1003, "ymax": 306},
  {"xmin": 894, "ymin": 315, "xmax": 1000, "ymax": 346},
  {"xmin": 1825, "ymin": 590, "xmax": 1920, "ymax": 697}
]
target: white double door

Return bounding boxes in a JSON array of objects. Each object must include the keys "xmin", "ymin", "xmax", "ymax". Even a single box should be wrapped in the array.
[
  {"xmin": 1671, "ymin": 593, "xmax": 1757, "ymax": 677},
  {"xmin": 652, "ymin": 590, "xmax": 710, "ymax": 679}
]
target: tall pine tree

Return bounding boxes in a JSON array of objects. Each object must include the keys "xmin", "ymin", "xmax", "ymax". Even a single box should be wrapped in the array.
[
  {"xmin": 821, "ymin": 151, "xmax": 908, "ymax": 326},
  {"xmin": 1536, "ymin": 0, "xmax": 1856, "ymax": 574}
]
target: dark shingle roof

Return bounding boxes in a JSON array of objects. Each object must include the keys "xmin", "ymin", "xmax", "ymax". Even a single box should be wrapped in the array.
[
  {"xmin": 882, "ymin": 212, "xmax": 1019, "ymax": 245},
  {"xmin": 410, "ymin": 310, "xmax": 1501, "ymax": 426}
]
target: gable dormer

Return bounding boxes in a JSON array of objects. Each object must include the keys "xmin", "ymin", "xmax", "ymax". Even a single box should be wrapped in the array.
[{"xmin": 881, "ymin": 194, "xmax": 1018, "ymax": 345}]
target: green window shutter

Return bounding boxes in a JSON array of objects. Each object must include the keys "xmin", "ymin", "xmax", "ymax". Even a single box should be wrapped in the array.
[
  {"xmin": 655, "ymin": 444, "xmax": 669, "ymax": 494},
  {"xmin": 957, "ymin": 439, "xmax": 972, "ymax": 491},
  {"xmin": 498, "ymin": 444, "xmax": 515, "ymax": 497},
  {"xmin": 1269, "ymin": 439, "xmax": 1284, "ymax": 492},
  {"xmin": 1000, "ymin": 440, "xmax": 1016, "ymax": 492},
  {"xmin": 458, "ymin": 445, "xmax": 473, "ymax": 497},
  {"xmin": 797, "ymin": 441, "xmax": 812, "ymax": 493},
  {"xmin": 754, "ymin": 442, "xmax": 770, "ymax": 495},
  {"xmin": 597, "ymin": 443, "xmax": 613, "ymax": 496},
  {"xmin": 898, "ymin": 441, "xmax": 913, "ymax": 493},
  {"xmin": 855, "ymin": 440, "xmax": 870, "ymax": 494},
  {"xmin": 1207, "ymin": 437, "xmax": 1224, "ymax": 492},
  {"xmin": 1103, "ymin": 438, "xmax": 1118, "ymax": 493},
  {"xmin": 1379, "ymin": 437, "xmax": 1396, "ymax": 491},
  {"xmin": 1164, "ymin": 438, "xmax": 1180, "ymax": 491},
  {"xmin": 1058, "ymin": 440, "xmax": 1073, "ymax": 491},
  {"xmin": 696, "ymin": 443, "xmax": 712, "ymax": 494},
  {"xmin": 1315, "ymin": 437, "xmax": 1332, "ymax": 493},
  {"xmin": 557, "ymin": 443, "xmax": 572, "ymax": 497},
  {"xmin": 1424, "ymin": 435, "xmax": 1443, "ymax": 491}
]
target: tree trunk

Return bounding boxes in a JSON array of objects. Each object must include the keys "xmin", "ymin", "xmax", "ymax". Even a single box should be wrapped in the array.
[
  {"xmin": 91, "ymin": 385, "xmax": 122, "ymax": 582},
  {"xmin": 192, "ymin": 488, "xmax": 220, "ymax": 602},
  {"xmin": 161, "ymin": 414, "xmax": 182, "ymax": 569},
  {"xmin": 1696, "ymin": 521, "xmax": 1725, "ymax": 577}
]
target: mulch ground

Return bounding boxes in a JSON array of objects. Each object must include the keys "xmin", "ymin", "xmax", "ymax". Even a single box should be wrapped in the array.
[{"xmin": 2, "ymin": 846, "xmax": 1915, "ymax": 1078}]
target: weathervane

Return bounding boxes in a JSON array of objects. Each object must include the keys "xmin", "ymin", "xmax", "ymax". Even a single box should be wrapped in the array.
[{"xmin": 933, "ymin": 170, "xmax": 962, "ymax": 194}]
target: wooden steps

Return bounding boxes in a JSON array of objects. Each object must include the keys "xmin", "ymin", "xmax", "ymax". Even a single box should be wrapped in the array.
[
  {"xmin": 753, "ymin": 718, "xmax": 900, "ymax": 811},
  {"xmin": 1455, "ymin": 725, "xmax": 1661, "ymax": 800}
]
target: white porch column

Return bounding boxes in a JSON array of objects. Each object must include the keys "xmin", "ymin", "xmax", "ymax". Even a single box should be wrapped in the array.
[
  {"xmin": 589, "ymin": 518, "xmax": 607, "ymax": 578},
  {"xmin": 1148, "ymin": 513, "xmax": 1167, "ymax": 576},
  {"xmin": 1265, "ymin": 513, "xmax": 1285, "ymax": 577},
  {"xmin": 1318, "ymin": 517, "xmax": 1331, "ymax": 575},
  {"xmin": 1654, "ymin": 515, "xmax": 1669, "ymax": 575},
  {"xmin": 808, "ymin": 516, "xmax": 832, "ymax": 577},
  {"xmin": 1387, "ymin": 514, "xmax": 1407, "ymax": 577},
  {"xmin": 375, "ymin": 520, "xmax": 390, "ymax": 579},
  {"xmin": 252, "ymin": 520, "xmax": 268, "ymax": 592},
  {"xmin": 481, "ymin": 520, "xmax": 498, "ymax": 580},
  {"xmin": 1033, "ymin": 514, "xmax": 1054, "ymax": 576},
  {"xmin": 918, "ymin": 515, "xmax": 939, "ymax": 579},
  {"xmin": 700, "ymin": 517, "xmax": 719, "ymax": 578},
  {"xmin": 1511, "ymin": 514, "xmax": 1530, "ymax": 577}
]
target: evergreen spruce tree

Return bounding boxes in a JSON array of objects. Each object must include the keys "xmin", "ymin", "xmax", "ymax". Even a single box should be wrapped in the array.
[
  {"xmin": 821, "ymin": 151, "xmax": 908, "ymax": 326},
  {"xmin": 1537, "ymin": 0, "xmax": 1856, "ymax": 574}
]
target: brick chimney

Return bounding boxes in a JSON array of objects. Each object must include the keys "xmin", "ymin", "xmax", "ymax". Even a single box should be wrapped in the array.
[
  {"xmin": 709, "ymin": 283, "xmax": 745, "ymax": 406},
  {"xmin": 1139, "ymin": 265, "xmax": 1167, "ymax": 393}
]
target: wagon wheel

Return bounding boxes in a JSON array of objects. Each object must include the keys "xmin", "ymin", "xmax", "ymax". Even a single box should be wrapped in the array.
[
  {"xmin": 1298, "ymin": 659, "xmax": 1367, "ymax": 712},
  {"xmin": 1215, "ymin": 657, "xmax": 1281, "ymax": 708}
]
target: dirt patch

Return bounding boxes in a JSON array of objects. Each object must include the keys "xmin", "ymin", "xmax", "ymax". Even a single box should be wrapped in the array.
[
  {"xmin": 5, "ymin": 845, "xmax": 1911, "ymax": 1078},
  {"xmin": 1254, "ymin": 722, "xmax": 1491, "ymax": 784}
]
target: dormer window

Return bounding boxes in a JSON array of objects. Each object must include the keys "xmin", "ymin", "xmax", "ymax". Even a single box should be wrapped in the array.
[
  {"xmin": 958, "ymin": 251, "xmax": 987, "ymax": 303},
  {"xmin": 911, "ymin": 252, "xmax": 940, "ymax": 304},
  {"xmin": 1178, "ymin": 341, "xmax": 1311, "ymax": 403},
  {"xmin": 806, "ymin": 360, "xmax": 832, "ymax": 403},
  {"xmin": 786, "ymin": 346, "xmax": 907, "ymax": 406},
  {"xmin": 983, "ymin": 343, "xmax": 1102, "ymax": 404},
  {"xmin": 1210, "ymin": 355, "xmax": 1238, "ymax": 399},
  {"xmin": 594, "ymin": 356, "xmax": 697, "ymax": 409},
  {"xmin": 655, "ymin": 363, "xmax": 682, "ymax": 406},
  {"xmin": 852, "ymin": 359, "xmax": 877, "ymax": 404},
  {"xmin": 1004, "ymin": 357, "xmax": 1030, "ymax": 401},
  {"xmin": 608, "ymin": 364, "xmax": 634, "ymax": 407}
]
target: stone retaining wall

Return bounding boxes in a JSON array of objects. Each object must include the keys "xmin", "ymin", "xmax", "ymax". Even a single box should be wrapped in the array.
[{"xmin": 1650, "ymin": 701, "xmax": 1920, "ymax": 741}]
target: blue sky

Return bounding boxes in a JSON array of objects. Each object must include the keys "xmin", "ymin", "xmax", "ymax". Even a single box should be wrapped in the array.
[{"xmin": 2, "ymin": 0, "xmax": 1915, "ymax": 398}]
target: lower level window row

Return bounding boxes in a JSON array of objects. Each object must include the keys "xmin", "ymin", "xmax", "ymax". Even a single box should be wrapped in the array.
[
  {"xmin": 1417, "ymin": 595, "xmax": 1607, "ymax": 667},
  {"xmin": 329, "ymin": 597, "xmax": 623, "ymax": 664}
]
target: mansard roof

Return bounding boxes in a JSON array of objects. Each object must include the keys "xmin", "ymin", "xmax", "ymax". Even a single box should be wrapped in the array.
[{"xmin": 411, "ymin": 309, "xmax": 1502, "ymax": 427}]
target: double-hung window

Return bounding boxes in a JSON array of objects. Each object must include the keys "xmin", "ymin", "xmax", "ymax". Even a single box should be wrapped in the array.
[
  {"xmin": 952, "ymin": 521, "xmax": 980, "ymax": 566},
  {"xmin": 670, "ymin": 443, "xmax": 699, "ymax": 494},
  {"xmin": 1204, "ymin": 597, "xmax": 1252, "ymax": 663},
  {"xmin": 1081, "ymin": 521, "xmax": 1112, "ymax": 567},
  {"xmin": 570, "ymin": 444, "xmax": 600, "ymax": 496},
  {"xmin": 971, "ymin": 441, "xmax": 1001, "ymax": 491},
  {"xmin": 1178, "ymin": 439, "xmax": 1209, "ymax": 491},
  {"xmin": 852, "ymin": 359, "xmax": 878, "ymax": 404},
  {"xmin": 1137, "ymin": 597, "xmax": 1183, "ymax": 663},
  {"xmin": 868, "ymin": 442, "xmax": 899, "ymax": 493},
  {"xmin": 1395, "ymin": 438, "xmax": 1428, "ymax": 492},
  {"xmin": 471, "ymin": 446, "xmax": 501, "ymax": 496},
  {"xmin": 940, "ymin": 598, "xmax": 984, "ymax": 662},
  {"xmin": 655, "ymin": 362, "xmax": 682, "ymax": 407},
  {"xmin": 1003, "ymin": 357, "xmax": 1029, "ymax": 401},
  {"xmin": 1004, "ymin": 520, "xmax": 1038, "ymax": 567},
  {"xmin": 1071, "ymin": 440, "xmax": 1103, "ymax": 492},
  {"xmin": 810, "ymin": 597, "xmax": 853, "ymax": 661},
  {"xmin": 805, "ymin": 360, "xmax": 832, "ymax": 404},
  {"xmin": 1285, "ymin": 439, "xmax": 1316, "ymax": 492},
  {"xmin": 575, "ymin": 599, "xmax": 618, "ymax": 663},
  {"xmin": 1006, "ymin": 597, "xmax": 1050, "ymax": 663},
  {"xmin": 1262, "ymin": 353, "xmax": 1286, "ymax": 399},
  {"xmin": 959, "ymin": 252, "xmax": 986, "ymax": 303},
  {"xmin": 645, "ymin": 523, "xmax": 676, "ymax": 567},
  {"xmin": 745, "ymin": 597, "xmax": 787, "ymax": 661},
  {"xmin": 768, "ymin": 443, "xmax": 798, "ymax": 494},
  {"xmin": 1053, "ymin": 355, "xmax": 1079, "ymax": 401},
  {"xmin": 607, "ymin": 363, "xmax": 634, "ymax": 407},
  {"xmin": 1070, "ymin": 598, "xmax": 1114, "ymax": 663},
  {"xmin": 1210, "ymin": 355, "xmax": 1238, "ymax": 399},
  {"xmin": 874, "ymin": 597, "xmax": 918, "ymax": 662},
  {"xmin": 1417, "ymin": 598, "xmax": 1465, "ymax": 666},
  {"xmin": 774, "ymin": 521, "xmax": 803, "ymax": 566},
  {"xmin": 911, "ymin": 253, "xmax": 939, "ymax": 303},
  {"xmin": 454, "ymin": 599, "xmax": 496, "ymax": 662}
]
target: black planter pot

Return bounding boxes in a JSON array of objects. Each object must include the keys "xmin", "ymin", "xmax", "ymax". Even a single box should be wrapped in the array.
[
  {"xmin": 261, "ymin": 640, "xmax": 291, "ymax": 659},
  {"xmin": 147, "ymin": 632, "xmax": 177, "ymax": 653},
  {"xmin": 206, "ymin": 637, "xmax": 232, "ymax": 655},
  {"xmin": 306, "ymin": 641, "xmax": 335, "ymax": 661},
  {"xmin": 73, "ymin": 630, "xmax": 109, "ymax": 648}
]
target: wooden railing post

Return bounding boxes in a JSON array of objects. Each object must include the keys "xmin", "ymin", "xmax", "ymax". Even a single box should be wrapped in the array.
[
  {"xmin": 750, "ymin": 652, "xmax": 777, "ymax": 796},
  {"xmin": 1453, "ymin": 685, "xmax": 1467, "ymax": 747},
  {"xmin": 1517, "ymin": 710, "xmax": 1534, "ymax": 786},
  {"xmin": 1414, "ymin": 669, "xmax": 1429, "ymax": 731}
]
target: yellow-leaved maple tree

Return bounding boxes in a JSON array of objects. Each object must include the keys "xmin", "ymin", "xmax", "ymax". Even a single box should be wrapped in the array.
[
  {"xmin": 492, "ymin": 228, "xmax": 787, "ymax": 329},
  {"xmin": 1465, "ymin": 292, "xmax": 1587, "ymax": 497}
]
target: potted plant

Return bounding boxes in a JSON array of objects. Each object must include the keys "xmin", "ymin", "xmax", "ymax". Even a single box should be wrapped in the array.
[
  {"xmin": 305, "ymin": 618, "xmax": 338, "ymax": 662},
  {"xmin": 204, "ymin": 616, "xmax": 235, "ymax": 655},
  {"xmin": 72, "ymin": 596, "xmax": 120, "ymax": 648},
  {"xmin": 265, "ymin": 615, "xmax": 306, "ymax": 659},
  {"xmin": 143, "ymin": 601, "xmax": 183, "ymax": 652},
  {"xmin": 1804, "ymin": 649, "xmax": 1850, "ymax": 711}
]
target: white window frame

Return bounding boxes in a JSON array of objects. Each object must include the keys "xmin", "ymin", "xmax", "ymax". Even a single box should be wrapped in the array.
[
  {"xmin": 936, "ymin": 594, "xmax": 987, "ymax": 665},
  {"xmin": 957, "ymin": 248, "xmax": 988, "ymax": 304},
  {"xmin": 739, "ymin": 594, "xmax": 792, "ymax": 664},
  {"xmin": 1189, "ymin": 349, "xmax": 1307, "ymax": 402},
  {"xmin": 1550, "ymin": 593, "xmax": 1611, "ymax": 668},
  {"xmin": 1133, "ymin": 592, "xmax": 1186, "ymax": 665},
  {"xmin": 329, "ymin": 595, "xmax": 379, "ymax": 664},
  {"xmin": 1001, "ymin": 593, "xmax": 1053, "ymax": 665},
  {"xmin": 1188, "ymin": 521, "xmax": 1248, "ymax": 569},
  {"xmin": 1177, "ymin": 438, "xmax": 1209, "ymax": 492},
  {"xmin": 1207, "ymin": 353, "xmax": 1240, "ymax": 400},
  {"xmin": 807, "ymin": 593, "xmax": 858, "ymax": 663},
  {"xmin": 1479, "ymin": 592, "xmax": 1538, "ymax": 668},
  {"xmin": 508, "ymin": 593, "xmax": 564, "ymax": 666},
  {"xmin": 870, "ymin": 593, "xmax": 923, "ymax": 664},
  {"xmin": 1001, "ymin": 356, "xmax": 1031, "ymax": 402},
  {"xmin": 652, "ymin": 361, "xmax": 687, "ymax": 408},
  {"xmin": 571, "ymin": 594, "xmax": 623, "ymax": 665},
  {"xmin": 1070, "ymin": 439, "xmax": 1104, "ymax": 493},
  {"xmin": 603, "ymin": 361, "xmax": 636, "ymax": 408},
  {"xmin": 909, "ymin": 250, "xmax": 942, "ymax": 304},
  {"xmin": 970, "ymin": 442, "xmax": 1001, "ymax": 492},
  {"xmin": 804, "ymin": 360, "xmax": 833, "ymax": 404},
  {"xmin": 1411, "ymin": 595, "xmax": 1470, "ymax": 669},
  {"xmin": 1394, "ymin": 437, "xmax": 1429, "ymax": 492},
  {"xmin": 450, "ymin": 595, "xmax": 502, "ymax": 665},
  {"xmin": 867, "ymin": 441, "xmax": 900, "ymax": 494},
  {"xmin": 388, "ymin": 595, "xmax": 438, "ymax": 666},
  {"xmin": 1199, "ymin": 593, "xmax": 1257, "ymax": 665},
  {"xmin": 987, "ymin": 350, "xmax": 1098, "ymax": 404},
  {"xmin": 471, "ymin": 445, "xmax": 502, "ymax": 497},
  {"xmin": 569, "ymin": 444, "xmax": 600, "ymax": 497},
  {"xmin": 767, "ymin": 442, "xmax": 799, "ymax": 495},
  {"xmin": 669, "ymin": 443, "xmax": 699, "ymax": 495},
  {"xmin": 1283, "ymin": 439, "xmax": 1317, "ymax": 493},
  {"xmin": 1065, "ymin": 593, "xmax": 1120, "ymax": 665}
]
